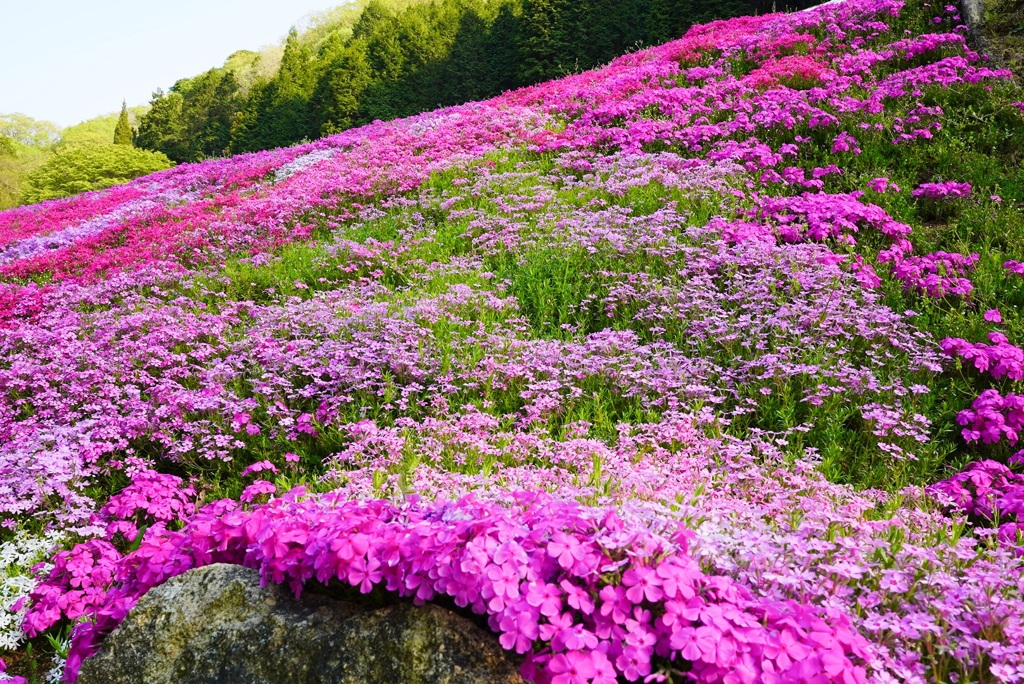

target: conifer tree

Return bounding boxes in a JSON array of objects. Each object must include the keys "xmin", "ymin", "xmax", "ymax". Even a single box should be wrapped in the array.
[{"xmin": 113, "ymin": 101, "xmax": 133, "ymax": 145}]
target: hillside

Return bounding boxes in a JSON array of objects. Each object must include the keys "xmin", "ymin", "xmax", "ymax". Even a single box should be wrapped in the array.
[{"xmin": 2, "ymin": 0, "xmax": 1024, "ymax": 682}]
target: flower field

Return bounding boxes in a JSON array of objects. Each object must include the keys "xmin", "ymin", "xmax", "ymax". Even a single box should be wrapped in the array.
[{"xmin": 3, "ymin": 0, "xmax": 1024, "ymax": 681}]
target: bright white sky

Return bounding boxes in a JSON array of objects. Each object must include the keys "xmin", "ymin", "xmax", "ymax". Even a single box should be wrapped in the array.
[{"xmin": 0, "ymin": 0, "xmax": 346, "ymax": 128}]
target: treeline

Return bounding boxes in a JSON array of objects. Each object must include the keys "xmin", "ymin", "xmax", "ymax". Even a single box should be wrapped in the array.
[
  {"xmin": 136, "ymin": 0, "xmax": 812, "ymax": 162},
  {"xmin": 0, "ymin": 109, "xmax": 171, "ymax": 209}
]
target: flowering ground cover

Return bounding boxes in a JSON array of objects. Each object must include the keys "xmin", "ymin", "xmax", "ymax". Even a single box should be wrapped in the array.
[{"xmin": 3, "ymin": 0, "xmax": 1024, "ymax": 681}]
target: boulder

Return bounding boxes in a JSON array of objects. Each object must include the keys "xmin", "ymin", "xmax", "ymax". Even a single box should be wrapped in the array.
[{"xmin": 77, "ymin": 563, "xmax": 525, "ymax": 684}]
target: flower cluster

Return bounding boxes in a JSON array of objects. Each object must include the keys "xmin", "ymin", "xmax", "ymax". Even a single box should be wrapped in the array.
[
  {"xmin": 911, "ymin": 180, "xmax": 972, "ymax": 199},
  {"xmin": 929, "ymin": 460, "xmax": 1024, "ymax": 554},
  {"xmin": 96, "ymin": 471, "xmax": 196, "ymax": 542},
  {"xmin": 26, "ymin": 490, "xmax": 871, "ymax": 684},
  {"xmin": 942, "ymin": 332, "xmax": 1024, "ymax": 381},
  {"xmin": 746, "ymin": 55, "xmax": 836, "ymax": 89},
  {"xmin": 957, "ymin": 389, "xmax": 1024, "ymax": 446},
  {"xmin": 0, "ymin": 532, "xmax": 64, "ymax": 651},
  {"xmin": 1005, "ymin": 260, "xmax": 1024, "ymax": 276},
  {"xmin": 883, "ymin": 250, "xmax": 979, "ymax": 298}
]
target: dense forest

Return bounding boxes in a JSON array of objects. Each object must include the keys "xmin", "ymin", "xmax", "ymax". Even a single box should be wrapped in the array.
[{"xmin": 135, "ymin": 0, "xmax": 812, "ymax": 162}]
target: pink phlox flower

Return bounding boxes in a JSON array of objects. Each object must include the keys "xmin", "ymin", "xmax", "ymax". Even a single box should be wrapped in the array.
[
  {"xmin": 598, "ymin": 584, "xmax": 632, "ymax": 624},
  {"xmin": 526, "ymin": 580, "xmax": 564, "ymax": 617},
  {"xmin": 763, "ymin": 626, "xmax": 812, "ymax": 670},
  {"xmin": 868, "ymin": 177, "xmax": 891, "ymax": 193},
  {"xmin": 670, "ymin": 624, "xmax": 719, "ymax": 663},
  {"xmin": 623, "ymin": 565, "xmax": 664, "ymax": 603},
  {"xmin": 1005, "ymin": 260, "xmax": 1024, "ymax": 276},
  {"xmin": 560, "ymin": 579, "xmax": 595, "ymax": 614},
  {"xmin": 616, "ymin": 643, "xmax": 654, "ymax": 681},
  {"xmin": 548, "ymin": 531, "xmax": 589, "ymax": 571},
  {"xmin": 539, "ymin": 610, "xmax": 575, "ymax": 644},
  {"xmin": 240, "ymin": 480, "xmax": 277, "ymax": 503},
  {"xmin": 548, "ymin": 650, "xmax": 598, "ymax": 684},
  {"xmin": 498, "ymin": 601, "xmax": 540, "ymax": 653},
  {"xmin": 240, "ymin": 460, "xmax": 279, "ymax": 477},
  {"xmin": 346, "ymin": 555, "xmax": 382, "ymax": 593}
]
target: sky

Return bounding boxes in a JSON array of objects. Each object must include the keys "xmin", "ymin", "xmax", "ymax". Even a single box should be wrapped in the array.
[{"xmin": 0, "ymin": 0, "xmax": 348, "ymax": 128}]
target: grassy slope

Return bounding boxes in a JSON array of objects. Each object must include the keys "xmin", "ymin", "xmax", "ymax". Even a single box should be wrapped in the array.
[{"xmin": 984, "ymin": 0, "xmax": 1024, "ymax": 79}]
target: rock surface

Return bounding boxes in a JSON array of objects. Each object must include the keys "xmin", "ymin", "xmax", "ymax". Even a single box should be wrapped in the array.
[{"xmin": 77, "ymin": 563, "xmax": 525, "ymax": 684}]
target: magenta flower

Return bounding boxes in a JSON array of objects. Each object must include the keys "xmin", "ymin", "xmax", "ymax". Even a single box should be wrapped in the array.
[
  {"xmin": 671, "ymin": 625, "xmax": 719, "ymax": 662},
  {"xmin": 526, "ymin": 581, "xmax": 563, "ymax": 617},
  {"xmin": 549, "ymin": 650, "xmax": 598, "ymax": 684},
  {"xmin": 239, "ymin": 480, "xmax": 277, "ymax": 503},
  {"xmin": 548, "ymin": 532, "xmax": 589, "ymax": 571},
  {"xmin": 868, "ymin": 177, "xmax": 893, "ymax": 193},
  {"xmin": 240, "ymin": 461, "xmax": 279, "ymax": 477},
  {"xmin": 622, "ymin": 566, "xmax": 664, "ymax": 603}
]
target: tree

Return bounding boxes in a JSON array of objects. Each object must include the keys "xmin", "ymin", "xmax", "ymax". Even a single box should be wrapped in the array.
[
  {"xmin": 229, "ymin": 80, "xmax": 272, "ymax": 153},
  {"xmin": 122, "ymin": 0, "xmax": 779, "ymax": 159},
  {"xmin": 518, "ymin": 0, "xmax": 570, "ymax": 82},
  {"xmin": 439, "ymin": 8, "xmax": 497, "ymax": 106},
  {"xmin": 0, "ymin": 113, "xmax": 60, "ymax": 148},
  {"xmin": 113, "ymin": 101, "xmax": 133, "ymax": 145},
  {"xmin": 62, "ymin": 107, "xmax": 149, "ymax": 147},
  {"xmin": 265, "ymin": 28, "xmax": 317, "ymax": 144},
  {"xmin": 21, "ymin": 144, "xmax": 173, "ymax": 204},
  {"xmin": 0, "ymin": 136, "xmax": 18, "ymax": 209},
  {"xmin": 135, "ymin": 90, "xmax": 188, "ymax": 162},
  {"xmin": 0, "ymin": 133, "xmax": 49, "ymax": 210},
  {"xmin": 310, "ymin": 38, "xmax": 373, "ymax": 134},
  {"xmin": 353, "ymin": 1, "xmax": 408, "ymax": 121},
  {"xmin": 484, "ymin": 4, "xmax": 527, "ymax": 94},
  {"xmin": 199, "ymin": 70, "xmax": 241, "ymax": 158},
  {"xmin": 229, "ymin": 28, "xmax": 317, "ymax": 152}
]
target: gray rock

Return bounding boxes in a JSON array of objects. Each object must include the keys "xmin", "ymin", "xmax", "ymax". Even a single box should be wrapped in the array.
[
  {"xmin": 960, "ymin": 0, "xmax": 984, "ymax": 28},
  {"xmin": 77, "ymin": 563, "xmax": 524, "ymax": 684},
  {"xmin": 959, "ymin": 0, "xmax": 990, "ymax": 57}
]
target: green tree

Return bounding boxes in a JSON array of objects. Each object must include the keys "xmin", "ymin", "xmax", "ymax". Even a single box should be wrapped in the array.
[
  {"xmin": 136, "ymin": 69, "xmax": 243, "ymax": 162},
  {"xmin": 0, "ymin": 113, "xmax": 60, "ymax": 148},
  {"xmin": 353, "ymin": 1, "xmax": 407, "ymax": 121},
  {"xmin": 518, "ymin": 0, "xmax": 570, "ymax": 82},
  {"xmin": 135, "ymin": 90, "xmax": 188, "ymax": 161},
  {"xmin": 394, "ymin": 0, "xmax": 466, "ymax": 114},
  {"xmin": 123, "ymin": 0, "xmax": 779, "ymax": 159},
  {"xmin": 266, "ymin": 27, "xmax": 317, "ymax": 144},
  {"xmin": 439, "ymin": 7, "xmax": 496, "ymax": 105},
  {"xmin": 21, "ymin": 144, "xmax": 172, "ymax": 204},
  {"xmin": 310, "ymin": 37, "xmax": 374, "ymax": 134},
  {"xmin": 483, "ymin": 3, "xmax": 527, "ymax": 94},
  {"xmin": 113, "ymin": 101, "xmax": 133, "ymax": 145},
  {"xmin": 646, "ymin": 0, "xmax": 755, "ymax": 44},
  {"xmin": 0, "ymin": 133, "xmax": 49, "ymax": 210},
  {"xmin": 199, "ymin": 70, "xmax": 241, "ymax": 158},
  {"xmin": 0, "ymin": 136, "xmax": 18, "ymax": 209},
  {"xmin": 230, "ymin": 28, "xmax": 317, "ymax": 151}
]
